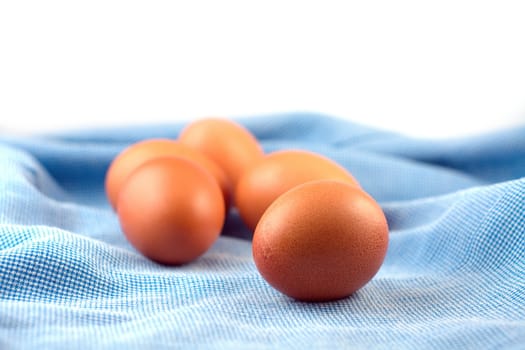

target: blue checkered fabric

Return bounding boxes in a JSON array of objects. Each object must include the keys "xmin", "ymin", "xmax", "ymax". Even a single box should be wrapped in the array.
[{"xmin": 1, "ymin": 113, "xmax": 524, "ymax": 349}]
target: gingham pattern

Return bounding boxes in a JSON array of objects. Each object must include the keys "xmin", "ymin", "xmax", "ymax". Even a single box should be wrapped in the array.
[{"xmin": 1, "ymin": 113, "xmax": 524, "ymax": 349}]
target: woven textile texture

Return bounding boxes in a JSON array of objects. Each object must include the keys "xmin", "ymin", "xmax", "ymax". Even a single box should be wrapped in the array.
[{"xmin": 1, "ymin": 113, "xmax": 524, "ymax": 349}]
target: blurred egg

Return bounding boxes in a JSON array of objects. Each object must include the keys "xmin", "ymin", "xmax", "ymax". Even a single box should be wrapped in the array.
[
  {"xmin": 235, "ymin": 149, "xmax": 359, "ymax": 231},
  {"xmin": 105, "ymin": 139, "xmax": 230, "ymax": 210},
  {"xmin": 252, "ymin": 180, "xmax": 388, "ymax": 302},
  {"xmin": 117, "ymin": 156, "xmax": 225, "ymax": 265},
  {"xmin": 178, "ymin": 118, "xmax": 264, "ymax": 188}
]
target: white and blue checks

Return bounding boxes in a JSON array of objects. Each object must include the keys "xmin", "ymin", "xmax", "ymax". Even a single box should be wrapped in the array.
[{"xmin": 1, "ymin": 113, "xmax": 524, "ymax": 349}]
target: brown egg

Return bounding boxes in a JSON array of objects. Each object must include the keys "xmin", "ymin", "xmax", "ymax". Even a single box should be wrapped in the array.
[
  {"xmin": 252, "ymin": 180, "xmax": 388, "ymax": 302},
  {"xmin": 105, "ymin": 139, "xmax": 230, "ymax": 210},
  {"xmin": 117, "ymin": 156, "xmax": 225, "ymax": 265},
  {"xmin": 178, "ymin": 118, "xmax": 264, "ymax": 188},
  {"xmin": 235, "ymin": 150, "xmax": 360, "ymax": 231}
]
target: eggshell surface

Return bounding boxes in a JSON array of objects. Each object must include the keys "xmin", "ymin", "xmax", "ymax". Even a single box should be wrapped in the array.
[
  {"xmin": 105, "ymin": 139, "xmax": 229, "ymax": 210},
  {"xmin": 178, "ymin": 118, "xmax": 264, "ymax": 187},
  {"xmin": 117, "ymin": 157, "xmax": 225, "ymax": 265},
  {"xmin": 252, "ymin": 180, "xmax": 388, "ymax": 301},
  {"xmin": 235, "ymin": 150, "xmax": 360, "ymax": 231}
]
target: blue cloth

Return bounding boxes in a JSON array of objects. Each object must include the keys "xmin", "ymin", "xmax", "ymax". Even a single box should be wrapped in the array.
[{"xmin": 1, "ymin": 113, "xmax": 524, "ymax": 349}]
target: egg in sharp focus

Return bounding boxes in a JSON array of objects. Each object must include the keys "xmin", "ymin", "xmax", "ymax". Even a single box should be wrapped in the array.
[
  {"xmin": 235, "ymin": 149, "xmax": 360, "ymax": 231},
  {"xmin": 252, "ymin": 179, "xmax": 389, "ymax": 302},
  {"xmin": 116, "ymin": 156, "xmax": 225, "ymax": 265}
]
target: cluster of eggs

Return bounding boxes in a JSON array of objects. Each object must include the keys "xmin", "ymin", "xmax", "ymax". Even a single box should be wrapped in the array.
[{"xmin": 105, "ymin": 118, "xmax": 389, "ymax": 301}]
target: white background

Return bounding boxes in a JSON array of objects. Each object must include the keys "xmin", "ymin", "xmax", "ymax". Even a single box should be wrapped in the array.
[{"xmin": 1, "ymin": 0, "xmax": 524, "ymax": 138}]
